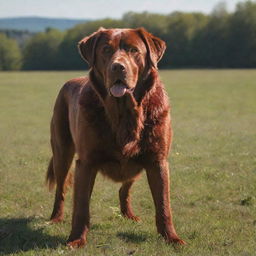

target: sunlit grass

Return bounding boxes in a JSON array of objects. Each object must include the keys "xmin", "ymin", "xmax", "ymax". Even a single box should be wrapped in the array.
[{"xmin": 0, "ymin": 70, "xmax": 255, "ymax": 255}]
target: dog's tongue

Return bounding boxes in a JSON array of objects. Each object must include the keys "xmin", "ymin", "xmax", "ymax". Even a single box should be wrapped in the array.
[{"xmin": 110, "ymin": 84, "xmax": 127, "ymax": 97}]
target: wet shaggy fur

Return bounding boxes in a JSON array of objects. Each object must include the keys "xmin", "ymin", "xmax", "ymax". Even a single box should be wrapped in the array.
[{"xmin": 46, "ymin": 27, "xmax": 185, "ymax": 248}]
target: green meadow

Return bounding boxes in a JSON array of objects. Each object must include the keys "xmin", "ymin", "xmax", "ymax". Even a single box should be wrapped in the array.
[{"xmin": 0, "ymin": 70, "xmax": 255, "ymax": 256}]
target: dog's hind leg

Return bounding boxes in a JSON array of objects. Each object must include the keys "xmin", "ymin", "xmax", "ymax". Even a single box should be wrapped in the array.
[
  {"xmin": 50, "ymin": 140, "xmax": 74, "ymax": 223},
  {"xmin": 119, "ymin": 180, "xmax": 140, "ymax": 222},
  {"xmin": 46, "ymin": 92, "xmax": 75, "ymax": 223}
]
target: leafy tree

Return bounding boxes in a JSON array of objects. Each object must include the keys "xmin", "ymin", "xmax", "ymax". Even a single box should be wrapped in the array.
[
  {"xmin": 22, "ymin": 28, "xmax": 64, "ymax": 70},
  {"xmin": 14, "ymin": 0, "xmax": 256, "ymax": 69},
  {"xmin": 164, "ymin": 12, "xmax": 208, "ymax": 67},
  {"xmin": 192, "ymin": 7, "xmax": 230, "ymax": 67},
  {"xmin": 227, "ymin": 1, "xmax": 256, "ymax": 67},
  {"xmin": 0, "ymin": 33, "xmax": 21, "ymax": 70},
  {"xmin": 123, "ymin": 12, "xmax": 168, "ymax": 34}
]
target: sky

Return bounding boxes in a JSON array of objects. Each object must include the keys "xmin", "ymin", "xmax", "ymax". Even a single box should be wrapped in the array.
[{"xmin": 0, "ymin": 0, "xmax": 250, "ymax": 19}]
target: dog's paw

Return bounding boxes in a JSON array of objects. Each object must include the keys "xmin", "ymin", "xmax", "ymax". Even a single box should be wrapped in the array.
[
  {"xmin": 123, "ymin": 214, "xmax": 141, "ymax": 222},
  {"xmin": 167, "ymin": 236, "xmax": 186, "ymax": 245},
  {"xmin": 67, "ymin": 238, "xmax": 86, "ymax": 248},
  {"xmin": 50, "ymin": 211, "xmax": 64, "ymax": 223},
  {"xmin": 50, "ymin": 217, "xmax": 63, "ymax": 223}
]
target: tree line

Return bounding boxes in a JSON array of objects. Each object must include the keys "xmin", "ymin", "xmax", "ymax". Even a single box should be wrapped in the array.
[{"xmin": 1, "ymin": 1, "xmax": 256, "ymax": 70}]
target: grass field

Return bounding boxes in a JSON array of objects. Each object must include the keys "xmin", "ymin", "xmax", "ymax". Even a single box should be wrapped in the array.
[{"xmin": 0, "ymin": 70, "xmax": 255, "ymax": 256}]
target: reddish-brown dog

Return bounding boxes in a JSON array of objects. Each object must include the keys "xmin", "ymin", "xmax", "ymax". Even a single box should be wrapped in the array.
[{"xmin": 46, "ymin": 27, "xmax": 185, "ymax": 247}]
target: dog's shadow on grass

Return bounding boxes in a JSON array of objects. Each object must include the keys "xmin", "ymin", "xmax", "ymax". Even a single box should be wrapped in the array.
[
  {"xmin": 0, "ymin": 217, "xmax": 65, "ymax": 255},
  {"xmin": 117, "ymin": 231, "xmax": 149, "ymax": 244}
]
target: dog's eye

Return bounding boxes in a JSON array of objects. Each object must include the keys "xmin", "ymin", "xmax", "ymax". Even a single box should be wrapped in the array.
[
  {"xmin": 130, "ymin": 47, "xmax": 138, "ymax": 53},
  {"xmin": 123, "ymin": 46, "xmax": 139, "ymax": 54},
  {"xmin": 103, "ymin": 46, "xmax": 112, "ymax": 54}
]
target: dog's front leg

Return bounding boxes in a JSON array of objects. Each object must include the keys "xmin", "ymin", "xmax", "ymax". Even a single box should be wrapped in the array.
[
  {"xmin": 67, "ymin": 159, "xmax": 97, "ymax": 248},
  {"xmin": 146, "ymin": 160, "xmax": 185, "ymax": 245}
]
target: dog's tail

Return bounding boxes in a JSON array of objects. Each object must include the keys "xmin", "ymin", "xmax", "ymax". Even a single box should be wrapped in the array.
[
  {"xmin": 46, "ymin": 157, "xmax": 55, "ymax": 191},
  {"xmin": 46, "ymin": 157, "xmax": 74, "ymax": 192}
]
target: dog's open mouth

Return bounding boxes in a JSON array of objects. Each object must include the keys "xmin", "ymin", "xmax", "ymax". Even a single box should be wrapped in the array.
[
  {"xmin": 109, "ymin": 80, "xmax": 127, "ymax": 97},
  {"xmin": 109, "ymin": 80, "xmax": 135, "ymax": 97}
]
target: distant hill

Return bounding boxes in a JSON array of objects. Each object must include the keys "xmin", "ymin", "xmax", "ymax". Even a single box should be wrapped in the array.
[{"xmin": 0, "ymin": 17, "xmax": 90, "ymax": 32}]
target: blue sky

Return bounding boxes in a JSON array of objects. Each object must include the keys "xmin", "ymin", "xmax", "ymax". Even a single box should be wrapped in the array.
[{"xmin": 0, "ymin": 0, "xmax": 249, "ymax": 19}]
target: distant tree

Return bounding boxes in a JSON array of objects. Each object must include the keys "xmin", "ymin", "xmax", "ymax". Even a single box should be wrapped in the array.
[
  {"xmin": 122, "ymin": 12, "xmax": 168, "ymax": 34},
  {"xmin": 0, "ymin": 29, "xmax": 34, "ymax": 48},
  {"xmin": 164, "ymin": 12, "xmax": 208, "ymax": 67},
  {"xmin": 192, "ymin": 5, "xmax": 230, "ymax": 67},
  {"xmin": 212, "ymin": 1, "xmax": 228, "ymax": 17},
  {"xmin": 22, "ymin": 28, "xmax": 64, "ymax": 70},
  {"xmin": 0, "ymin": 33, "xmax": 21, "ymax": 70},
  {"xmin": 17, "ymin": 1, "xmax": 256, "ymax": 69},
  {"xmin": 227, "ymin": 1, "xmax": 256, "ymax": 67}
]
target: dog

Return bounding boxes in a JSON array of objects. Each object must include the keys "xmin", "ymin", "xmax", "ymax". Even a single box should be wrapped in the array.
[{"xmin": 46, "ymin": 27, "xmax": 185, "ymax": 248}]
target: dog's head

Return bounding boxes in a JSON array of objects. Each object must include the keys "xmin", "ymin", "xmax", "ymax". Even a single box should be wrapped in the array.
[{"xmin": 78, "ymin": 27, "xmax": 166, "ymax": 99}]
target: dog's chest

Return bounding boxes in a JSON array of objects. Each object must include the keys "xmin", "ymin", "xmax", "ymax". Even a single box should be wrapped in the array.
[
  {"xmin": 93, "ymin": 135, "xmax": 145, "ymax": 182},
  {"xmin": 98, "ymin": 156, "xmax": 143, "ymax": 182}
]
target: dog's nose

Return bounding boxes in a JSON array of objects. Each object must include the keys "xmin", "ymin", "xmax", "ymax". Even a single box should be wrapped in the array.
[{"xmin": 111, "ymin": 62, "xmax": 126, "ymax": 73}]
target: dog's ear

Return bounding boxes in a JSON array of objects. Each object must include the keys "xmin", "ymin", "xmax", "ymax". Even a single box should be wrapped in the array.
[
  {"xmin": 78, "ymin": 27, "xmax": 105, "ymax": 67},
  {"xmin": 137, "ymin": 28, "xmax": 166, "ymax": 68}
]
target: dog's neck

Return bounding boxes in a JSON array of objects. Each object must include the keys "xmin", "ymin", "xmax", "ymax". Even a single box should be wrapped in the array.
[
  {"xmin": 89, "ymin": 68, "xmax": 159, "ymax": 157},
  {"xmin": 105, "ymin": 93, "xmax": 144, "ymax": 157}
]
